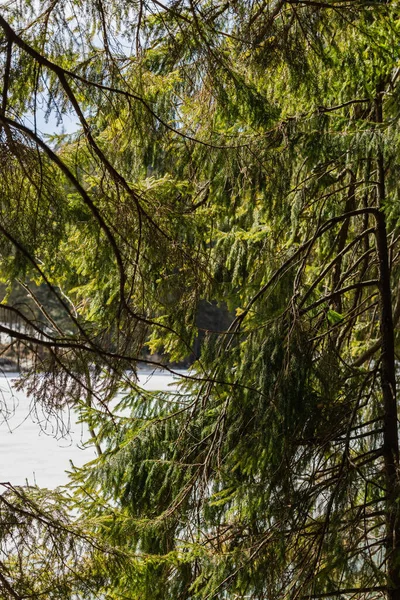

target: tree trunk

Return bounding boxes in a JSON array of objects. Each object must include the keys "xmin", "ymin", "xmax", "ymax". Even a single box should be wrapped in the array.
[{"xmin": 375, "ymin": 88, "xmax": 400, "ymax": 600}]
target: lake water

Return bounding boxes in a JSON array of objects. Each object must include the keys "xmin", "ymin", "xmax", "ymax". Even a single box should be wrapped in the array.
[{"xmin": 0, "ymin": 371, "xmax": 180, "ymax": 488}]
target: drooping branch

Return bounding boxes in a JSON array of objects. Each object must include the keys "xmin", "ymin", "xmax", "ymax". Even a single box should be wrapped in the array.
[
  {"xmin": 0, "ymin": 15, "xmax": 244, "ymax": 150},
  {"xmin": 1, "ymin": 38, "xmax": 12, "ymax": 116}
]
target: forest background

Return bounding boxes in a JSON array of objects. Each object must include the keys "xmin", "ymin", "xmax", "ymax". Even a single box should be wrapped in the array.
[{"xmin": 1, "ymin": 1, "xmax": 400, "ymax": 599}]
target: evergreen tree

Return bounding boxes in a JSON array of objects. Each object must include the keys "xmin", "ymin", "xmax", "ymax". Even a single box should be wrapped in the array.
[{"xmin": 1, "ymin": 1, "xmax": 400, "ymax": 599}]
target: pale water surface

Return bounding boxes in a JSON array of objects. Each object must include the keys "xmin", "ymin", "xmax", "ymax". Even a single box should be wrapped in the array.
[{"xmin": 0, "ymin": 371, "xmax": 180, "ymax": 488}]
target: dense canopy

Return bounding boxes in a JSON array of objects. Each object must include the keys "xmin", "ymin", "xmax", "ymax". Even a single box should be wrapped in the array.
[{"xmin": 1, "ymin": 1, "xmax": 400, "ymax": 599}]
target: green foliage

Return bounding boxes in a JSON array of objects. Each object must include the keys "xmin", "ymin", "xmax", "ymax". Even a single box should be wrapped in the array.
[{"xmin": 1, "ymin": 1, "xmax": 400, "ymax": 599}]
